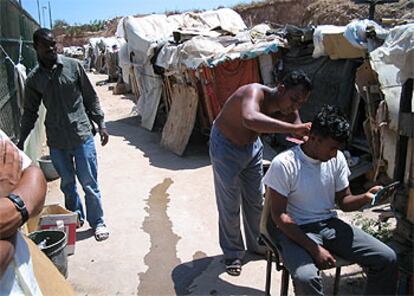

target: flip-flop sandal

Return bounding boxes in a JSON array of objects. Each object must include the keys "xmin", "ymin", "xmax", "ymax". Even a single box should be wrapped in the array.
[
  {"xmin": 225, "ymin": 258, "xmax": 242, "ymax": 276},
  {"xmin": 94, "ymin": 224, "xmax": 109, "ymax": 241}
]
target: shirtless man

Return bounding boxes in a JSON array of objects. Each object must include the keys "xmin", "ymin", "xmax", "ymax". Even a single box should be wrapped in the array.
[{"xmin": 209, "ymin": 70, "xmax": 312, "ymax": 276}]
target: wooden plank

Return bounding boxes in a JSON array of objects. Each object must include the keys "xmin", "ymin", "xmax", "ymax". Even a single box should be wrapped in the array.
[
  {"xmin": 160, "ymin": 83, "xmax": 199, "ymax": 156},
  {"xmin": 188, "ymin": 70, "xmax": 209, "ymax": 132},
  {"xmin": 198, "ymin": 68, "xmax": 215, "ymax": 125}
]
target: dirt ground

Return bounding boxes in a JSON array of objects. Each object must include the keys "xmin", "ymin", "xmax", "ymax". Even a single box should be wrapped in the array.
[{"xmin": 43, "ymin": 73, "xmax": 394, "ymax": 295}]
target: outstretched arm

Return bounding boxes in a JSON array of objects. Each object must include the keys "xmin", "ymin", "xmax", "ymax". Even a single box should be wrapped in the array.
[
  {"xmin": 240, "ymin": 87, "xmax": 310, "ymax": 136},
  {"xmin": 335, "ymin": 185, "xmax": 382, "ymax": 212}
]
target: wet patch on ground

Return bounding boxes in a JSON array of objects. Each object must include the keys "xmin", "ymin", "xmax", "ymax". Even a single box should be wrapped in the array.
[{"xmin": 138, "ymin": 178, "xmax": 181, "ymax": 295}]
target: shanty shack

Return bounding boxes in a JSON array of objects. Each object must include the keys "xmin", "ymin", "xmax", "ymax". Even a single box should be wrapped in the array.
[
  {"xmin": 116, "ymin": 8, "xmax": 284, "ymax": 154},
  {"xmin": 115, "ymin": 9, "xmax": 413, "ymax": 288}
]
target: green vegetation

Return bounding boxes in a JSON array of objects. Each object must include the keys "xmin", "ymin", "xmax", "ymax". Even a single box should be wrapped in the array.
[
  {"xmin": 53, "ymin": 19, "xmax": 69, "ymax": 29},
  {"xmin": 53, "ymin": 19, "xmax": 107, "ymax": 36},
  {"xmin": 352, "ymin": 213, "xmax": 393, "ymax": 243}
]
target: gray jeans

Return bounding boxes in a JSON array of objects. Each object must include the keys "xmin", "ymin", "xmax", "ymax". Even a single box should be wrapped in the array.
[
  {"xmin": 274, "ymin": 218, "xmax": 397, "ymax": 295},
  {"xmin": 209, "ymin": 125, "xmax": 265, "ymax": 260}
]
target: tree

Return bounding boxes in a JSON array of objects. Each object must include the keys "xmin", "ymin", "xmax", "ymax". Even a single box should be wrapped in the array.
[{"xmin": 53, "ymin": 19, "xmax": 69, "ymax": 29}]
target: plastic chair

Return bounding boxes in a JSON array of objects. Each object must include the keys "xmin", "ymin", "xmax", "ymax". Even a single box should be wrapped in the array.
[{"xmin": 259, "ymin": 190, "xmax": 355, "ymax": 296}]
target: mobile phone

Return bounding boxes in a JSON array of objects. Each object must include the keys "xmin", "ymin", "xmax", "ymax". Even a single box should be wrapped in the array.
[{"xmin": 371, "ymin": 181, "xmax": 400, "ymax": 206}]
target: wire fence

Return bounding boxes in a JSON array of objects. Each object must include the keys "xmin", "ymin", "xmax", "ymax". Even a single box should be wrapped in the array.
[{"xmin": 0, "ymin": 0, "xmax": 39, "ymax": 142}]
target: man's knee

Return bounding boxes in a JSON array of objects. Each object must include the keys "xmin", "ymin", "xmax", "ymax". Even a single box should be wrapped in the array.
[
  {"xmin": 292, "ymin": 264, "xmax": 322, "ymax": 294},
  {"xmin": 377, "ymin": 246, "xmax": 397, "ymax": 271}
]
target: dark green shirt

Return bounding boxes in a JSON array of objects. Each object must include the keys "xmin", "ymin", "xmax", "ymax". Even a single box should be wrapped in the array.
[{"xmin": 21, "ymin": 55, "xmax": 106, "ymax": 149}]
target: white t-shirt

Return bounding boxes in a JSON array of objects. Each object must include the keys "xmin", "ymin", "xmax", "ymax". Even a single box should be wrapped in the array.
[
  {"xmin": 0, "ymin": 129, "xmax": 32, "ymax": 170},
  {"xmin": 263, "ymin": 145, "xmax": 350, "ymax": 225}
]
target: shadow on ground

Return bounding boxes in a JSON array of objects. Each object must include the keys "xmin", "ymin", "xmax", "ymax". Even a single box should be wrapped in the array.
[
  {"xmin": 321, "ymin": 268, "xmax": 365, "ymax": 295},
  {"xmin": 76, "ymin": 228, "xmax": 94, "ymax": 241},
  {"xmin": 106, "ymin": 116, "xmax": 210, "ymax": 170},
  {"xmin": 172, "ymin": 253, "xmax": 266, "ymax": 295}
]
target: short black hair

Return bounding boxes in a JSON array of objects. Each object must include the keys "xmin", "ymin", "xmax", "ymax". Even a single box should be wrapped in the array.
[
  {"xmin": 33, "ymin": 28, "xmax": 53, "ymax": 45},
  {"xmin": 282, "ymin": 69, "xmax": 312, "ymax": 92},
  {"xmin": 311, "ymin": 105, "xmax": 350, "ymax": 144}
]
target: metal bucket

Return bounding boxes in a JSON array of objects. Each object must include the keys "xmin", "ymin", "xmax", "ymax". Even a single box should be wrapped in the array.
[
  {"xmin": 37, "ymin": 155, "xmax": 60, "ymax": 182},
  {"xmin": 28, "ymin": 230, "xmax": 68, "ymax": 278}
]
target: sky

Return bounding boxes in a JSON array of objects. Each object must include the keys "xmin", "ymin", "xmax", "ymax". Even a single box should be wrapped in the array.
[{"xmin": 21, "ymin": 0, "xmax": 253, "ymax": 27}]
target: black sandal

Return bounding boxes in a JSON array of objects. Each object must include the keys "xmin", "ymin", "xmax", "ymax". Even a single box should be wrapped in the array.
[{"xmin": 225, "ymin": 258, "xmax": 242, "ymax": 276}]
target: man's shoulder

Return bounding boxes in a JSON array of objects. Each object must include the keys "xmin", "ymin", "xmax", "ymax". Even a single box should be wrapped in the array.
[
  {"xmin": 272, "ymin": 146, "xmax": 299, "ymax": 169},
  {"xmin": 242, "ymin": 83, "xmax": 267, "ymax": 93},
  {"xmin": 274, "ymin": 146, "xmax": 299, "ymax": 162},
  {"xmin": 60, "ymin": 55, "xmax": 82, "ymax": 68},
  {"xmin": 333, "ymin": 150, "xmax": 348, "ymax": 169}
]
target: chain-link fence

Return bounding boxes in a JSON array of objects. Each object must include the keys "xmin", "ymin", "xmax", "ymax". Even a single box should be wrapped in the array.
[{"xmin": 0, "ymin": 0, "xmax": 39, "ymax": 142}]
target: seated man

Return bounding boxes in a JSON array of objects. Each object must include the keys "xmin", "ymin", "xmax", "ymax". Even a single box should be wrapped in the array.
[
  {"xmin": 0, "ymin": 129, "xmax": 46, "ymax": 283},
  {"xmin": 263, "ymin": 105, "xmax": 397, "ymax": 295}
]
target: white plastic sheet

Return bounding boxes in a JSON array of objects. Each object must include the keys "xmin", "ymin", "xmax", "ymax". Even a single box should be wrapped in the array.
[
  {"xmin": 0, "ymin": 232, "xmax": 42, "ymax": 296},
  {"xmin": 343, "ymin": 19, "xmax": 387, "ymax": 50},
  {"xmin": 370, "ymin": 24, "xmax": 414, "ymax": 84}
]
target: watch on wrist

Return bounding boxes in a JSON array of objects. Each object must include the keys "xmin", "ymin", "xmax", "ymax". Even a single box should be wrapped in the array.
[{"xmin": 6, "ymin": 193, "xmax": 29, "ymax": 226}]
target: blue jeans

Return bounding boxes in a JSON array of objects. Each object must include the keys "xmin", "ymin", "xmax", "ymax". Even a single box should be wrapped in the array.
[
  {"xmin": 209, "ymin": 125, "xmax": 265, "ymax": 260},
  {"xmin": 274, "ymin": 218, "xmax": 397, "ymax": 295},
  {"xmin": 50, "ymin": 136, "xmax": 105, "ymax": 228}
]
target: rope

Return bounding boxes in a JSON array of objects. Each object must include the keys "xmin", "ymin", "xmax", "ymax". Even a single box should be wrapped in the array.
[
  {"xmin": 18, "ymin": 37, "xmax": 23, "ymax": 64},
  {"xmin": 0, "ymin": 43, "xmax": 15, "ymax": 67}
]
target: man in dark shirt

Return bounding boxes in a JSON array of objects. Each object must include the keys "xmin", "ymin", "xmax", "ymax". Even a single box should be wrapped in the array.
[{"xmin": 18, "ymin": 28, "xmax": 110, "ymax": 241}]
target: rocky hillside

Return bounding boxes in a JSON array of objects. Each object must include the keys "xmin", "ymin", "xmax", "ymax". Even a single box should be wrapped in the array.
[
  {"xmin": 55, "ymin": 0, "xmax": 414, "ymax": 46},
  {"xmin": 235, "ymin": 0, "xmax": 413, "ymax": 26}
]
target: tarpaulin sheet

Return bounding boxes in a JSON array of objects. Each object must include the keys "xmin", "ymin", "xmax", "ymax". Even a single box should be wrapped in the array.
[
  {"xmin": 281, "ymin": 51, "xmax": 361, "ymax": 122},
  {"xmin": 200, "ymin": 58, "xmax": 261, "ymax": 120},
  {"xmin": 156, "ymin": 35, "xmax": 283, "ymax": 72},
  {"xmin": 370, "ymin": 24, "xmax": 414, "ymax": 84},
  {"xmin": 117, "ymin": 8, "xmax": 247, "ymax": 66}
]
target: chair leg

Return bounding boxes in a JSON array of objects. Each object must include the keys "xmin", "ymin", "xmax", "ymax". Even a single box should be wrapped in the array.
[
  {"xmin": 333, "ymin": 267, "xmax": 341, "ymax": 296},
  {"xmin": 280, "ymin": 268, "xmax": 289, "ymax": 296},
  {"xmin": 265, "ymin": 250, "xmax": 272, "ymax": 296}
]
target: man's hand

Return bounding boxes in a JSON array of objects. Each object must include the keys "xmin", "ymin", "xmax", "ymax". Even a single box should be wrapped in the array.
[
  {"xmin": 311, "ymin": 245, "xmax": 336, "ymax": 269},
  {"xmin": 0, "ymin": 140, "xmax": 22, "ymax": 197},
  {"xmin": 99, "ymin": 128, "xmax": 109, "ymax": 146},
  {"xmin": 366, "ymin": 185, "xmax": 386, "ymax": 205},
  {"xmin": 291, "ymin": 122, "xmax": 312, "ymax": 140}
]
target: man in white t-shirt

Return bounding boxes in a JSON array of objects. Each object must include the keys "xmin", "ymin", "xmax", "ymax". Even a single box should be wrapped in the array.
[
  {"xmin": 263, "ymin": 105, "xmax": 397, "ymax": 295},
  {"xmin": 0, "ymin": 129, "xmax": 46, "ymax": 290}
]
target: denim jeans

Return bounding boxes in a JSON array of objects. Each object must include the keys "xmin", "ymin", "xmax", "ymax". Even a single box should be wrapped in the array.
[
  {"xmin": 50, "ymin": 136, "xmax": 105, "ymax": 228},
  {"xmin": 209, "ymin": 125, "xmax": 265, "ymax": 260}
]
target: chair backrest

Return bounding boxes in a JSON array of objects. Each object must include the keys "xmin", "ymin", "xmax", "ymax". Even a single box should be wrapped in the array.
[{"xmin": 260, "ymin": 190, "xmax": 273, "ymax": 240}]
